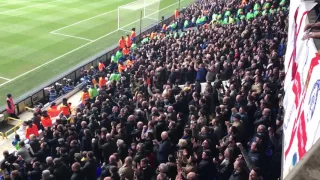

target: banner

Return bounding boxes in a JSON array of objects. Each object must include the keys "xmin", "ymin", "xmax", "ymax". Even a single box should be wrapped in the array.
[{"xmin": 283, "ymin": 1, "xmax": 319, "ymax": 179}]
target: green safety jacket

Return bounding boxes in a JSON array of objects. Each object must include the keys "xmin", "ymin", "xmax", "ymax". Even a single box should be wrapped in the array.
[
  {"xmin": 254, "ymin": 3, "xmax": 261, "ymax": 11},
  {"xmin": 111, "ymin": 55, "xmax": 118, "ymax": 64},
  {"xmin": 229, "ymin": 17, "xmax": 235, "ymax": 24},
  {"xmin": 110, "ymin": 73, "xmax": 120, "ymax": 82},
  {"xmin": 115, "ymin": 51, "xmax": 122, "ymax": 60},
  {"xmin": 254, "ymin": 10, "xmax": 260, "ymax": 17},
  {"xmin": 89, "ymin": 87, "xmax": 98, "ymax": 99},
  {"xmin": 184, "ymin": 20, "xmax": 189, "ymax": 27},
  {"xmin": 246, "ymin": 12, "xmax": 254, "ymax": 20},
  {"xmin": 225, "ymin": 10, "xmax": 231, "ymax": 17},
  {"xmin": 131, "ymin": 43, "xmax": 137, "ymax": 50},
  {"xmin": 237, "ymin": 9, "xmax": 243, "ymax": 16}
]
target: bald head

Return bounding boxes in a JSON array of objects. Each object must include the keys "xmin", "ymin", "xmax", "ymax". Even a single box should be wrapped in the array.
[
  {"xmin": 128, "ymin": 115, "xmax": 135, "ymax": 122},
  {"xmin": 106, "ymin": 133, "xmax": 112, "ymax": 140},
  {"xmin": 137, "ymin": 121, "xmax": 143, "ymax": 129},
  {"xmin": 187, "ymin": 172, "xmax": 198, "ymax": 180},
  {"xmin": 72, "ymin": 162, "xmax": 81, "ymax": 172},
  {"xmin": 161, "ymin": 131, "xmax": 168, "ymax": 140},
  {"xmin": 124, "ymin": 156, "xmax": 133, "ymax": 165},
  {"xmin": 81, "ymin": 121, "xmax": 87, "ymax": 127},
  {"xmin": 46, "ymin": 157, "xmax": 53, "ymax": 164},
  {"xmin": 103, "ymin": 177, "xmax": 112, "ymax": 180},
  {"xmin": 109, "ymin": 155, "xmax": 116, "ymax": 163}
]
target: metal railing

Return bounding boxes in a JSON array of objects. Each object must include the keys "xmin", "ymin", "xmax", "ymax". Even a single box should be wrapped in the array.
[
  {"xmin": 4, "ymin": 117, "xmax": 24, "ymax": 139},
  {"xmin": 0, "ymin": 132, "xmax": 4, "ymax": 139}
]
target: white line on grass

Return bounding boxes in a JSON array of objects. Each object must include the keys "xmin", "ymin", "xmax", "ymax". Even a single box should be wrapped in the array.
[
  {"xmin": 0, "ymin": 76, "xmax": 11, "ymax": 81},
  {"xmin": 0, "ymin": 1, "xmax": 27, "ymax": 7},
  {"xmin": 51, "ymin": 9, "xmax": 118, "ymax": 33},
  {"xmin": 0, "ymin": 0, "xmax": 57, "ymax": 14},
  {"xmin": 0, "ymin": 0, "xmax": 185, "ymax": 88},
  {"xmin": 51, "ymin": 32, "xmax": 93, "ymax": 42}
]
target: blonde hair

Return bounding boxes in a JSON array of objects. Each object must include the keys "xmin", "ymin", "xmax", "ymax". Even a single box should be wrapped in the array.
[{"xmin": 178, "ymin": 139, "xmax": 187, "ymax": 148}]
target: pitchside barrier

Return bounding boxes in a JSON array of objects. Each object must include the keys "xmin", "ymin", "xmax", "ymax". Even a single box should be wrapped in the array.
[{"xmin": 0, "ymin": 9, "xmax": 185, "ymax": 120}]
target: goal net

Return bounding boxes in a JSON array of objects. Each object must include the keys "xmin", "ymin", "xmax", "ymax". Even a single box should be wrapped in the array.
[{"xmin": 118, "ymin": 0, "xmax": 161, "ymax": 34}]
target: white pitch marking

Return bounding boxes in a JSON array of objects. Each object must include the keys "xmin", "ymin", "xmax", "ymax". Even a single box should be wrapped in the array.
[
  {"xmin": 0, "ymin": 0, "xmax": 57, "ymax": 14},
  {"xmin": 51, "ymin": 9, "xmax": 117, "ymax": 33},
  {"xmin": 51, "ymin": 32, "xmax": 93, "ymax": 42},
  {"xmin": 0, "ymin": 76, "xmax": 11, "ymax": 81},
  {"xmin": 0, "ymin": 1, "xmax": 28, "ymax": 7}
]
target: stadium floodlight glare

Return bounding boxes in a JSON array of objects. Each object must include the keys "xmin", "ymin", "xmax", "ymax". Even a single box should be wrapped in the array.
[{"xmin": 117, "ymin": 0, "xmax": 161, "ymax": 34}]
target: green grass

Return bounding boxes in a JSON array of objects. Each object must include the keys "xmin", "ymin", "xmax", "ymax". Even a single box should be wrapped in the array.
[{"xmin": 0, "ymin": 0, "xmax": 194, "ymax": 106}]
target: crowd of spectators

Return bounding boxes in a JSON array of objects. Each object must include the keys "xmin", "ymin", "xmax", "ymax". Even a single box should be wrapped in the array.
[{"xmin": 1, "ymin": 0, "xmax": 288, "ymax": 179}]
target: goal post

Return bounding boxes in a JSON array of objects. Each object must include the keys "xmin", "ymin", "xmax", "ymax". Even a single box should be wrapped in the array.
[{"xmin": 117, "ymin": 0, "xmax": 161, "ymax": 34}]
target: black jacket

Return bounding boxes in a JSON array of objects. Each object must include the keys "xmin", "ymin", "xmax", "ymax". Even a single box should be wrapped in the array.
[
  {"xmin": 53, "ymin": 163, "xmax": 71, "ymax": 180},
  {"xmin": 100, "ymin": 162, "xmax": 118, "ymax": 179},
  {"xmin": 157, "ymin": 139, "xmax": 172, "ymax": 164},
  {"xmin": 154, "ymin": 121, "xmax": 167, "ymax": 141},
  {"xmin": 82, "ymin": 159, "xmax": 97, "ymax": 180},
  {"xmin": 81, "ymin": 135, "xmax": 92, "ymax": 151},
  {"xmin": 124, "ymin": 121, "xmax": 135, "ymax": 144},
  {"xmin": 137, "ymin": 165, "xmax": 153, "ymax": 180},
  {"xmin": 28, "ymin": 168, "xmax": 41, "ymax": 180},
  {"xmin": 197, "ymin": 159, "xmax": 216, "ymax": 180},
  {"xmin": 229, "ymin": 171, "xmax": 248, "ymax": 180},
  {"xmin": 217, "ymin": 159, "xmax": 233, "ymax": 180},
  {"xmin": 118, "ymin": 145, "xmax": 128, "ymax": 162},
  {"xmin": 71, "ymin": 170, "xmax": 85, "ymax": 180},
  {"xmin": 168, "ymin": 127, "xmax": 178, "ymax": 145},
  {"xmin": 100, "ymin": 139, "xmax": 117, "ymax": 163},
  {"xmin": 29, "ymin": 140, "xmax": 41, "ymax": 153},
  {"xmin": 133, "ymin": 152, "xmax": 145, "ymax": 164},
  {"xmin": 33, "ymin": 148, "xmax": 50, "ymax": 163},
  {"xmin": 69, "ymin": 146, "xmax": 80, "ymax": 164}
]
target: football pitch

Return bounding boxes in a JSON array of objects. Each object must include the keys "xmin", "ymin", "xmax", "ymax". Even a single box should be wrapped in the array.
[{"xmin": 0, "ymin": 0, "xmax": 194, "ymax": 106}]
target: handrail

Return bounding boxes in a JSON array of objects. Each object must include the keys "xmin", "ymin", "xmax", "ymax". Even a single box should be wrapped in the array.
[
  {"xmin": 0, "ymin": 132, "xmax": 4, "ymax": 139},
  {"xmin": 4, "ymin": 120, "xmax": 24, "ymax": 139},
  {"xmin": 7, "ymin": 117, "xmax": 22, "ymax": 121},
  {"xmin": 25, "ymin": 107, "xmax": 35, "ymax": 112}
]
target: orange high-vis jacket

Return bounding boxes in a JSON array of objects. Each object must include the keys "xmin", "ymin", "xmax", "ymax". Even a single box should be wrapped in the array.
[
  {"xmin": 118, "ymin": 64, "xmax": 126, "ymax": 73},
  {"xmin": 98, "ymin": 62, "xmax": 105, "ymax": 72},
  {"xmin": 99, "ymin": 77, "xmax": 106, "ymax": 88},
  {"xmin": 174, "ymin": 9, "xmax": 179, "ymax": 18},
  {"xmin": 131, "ymin": 31, "xmax": 136, "ymax": 39},
  {"xmin": 150, "ymin": 32, "xmax": 156, "ymax": 40},
  {"xmin": 126, "ymin": 60, "xmax": 134, "ymax": 68},
  {"xmin": 126, "ymin": 36, "xmax": 132, "ymax": 47},
  {"xmin": 81, "ymin": 92, "xmax": 90, "ymax": 105},
  {"xmin": 92, "ymin": 78, "xmax": 97, "ymax": 86},
  {"xmin": 119, "ymin": 38, "xmax": 126, "ymax": 49},
  {"xmin": 123, "ymin": 47, "xmax": 129, "ymax": 55},
  {"xmin": 41, "ymin": 116, "xmax": 52, "ymax": 128},
  {"xmin": 47, "ymin": 105, "xmax": 60, "ymax": 118},
  {"xmin": 60, "ymin": 104, "xmax": 71, "ymax": 116},
  {"xmin": 25, "ymin": 125, "xmax": 39, "ymax": 139},
  {"xmin": 162, "ymin": 24, "xmax": 167, "ymax": 31}
]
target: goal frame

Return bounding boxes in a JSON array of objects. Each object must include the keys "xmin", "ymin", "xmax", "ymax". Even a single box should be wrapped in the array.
[{"xmin": 117, "ymin": 0, "xmax": 160, "ymax": 30}]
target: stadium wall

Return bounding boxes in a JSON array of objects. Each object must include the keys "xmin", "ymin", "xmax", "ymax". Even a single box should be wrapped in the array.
[{"xmin": 282, "ymin": 0, "xmax": 320, "ymax": 179}]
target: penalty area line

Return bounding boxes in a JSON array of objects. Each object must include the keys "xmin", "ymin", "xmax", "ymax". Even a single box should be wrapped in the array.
[{"xmin": 51, "ymin": 32, "xmax": 94, "ymax": 42}]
